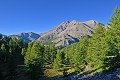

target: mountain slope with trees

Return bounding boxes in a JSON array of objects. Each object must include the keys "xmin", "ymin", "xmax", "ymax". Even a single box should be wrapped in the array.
[{"xmin": 0, "ymin": 7, "xmax": 119, "ymax": 80}]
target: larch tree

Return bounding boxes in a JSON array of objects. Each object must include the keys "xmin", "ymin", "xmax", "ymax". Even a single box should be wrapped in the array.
[
  {"xmin": 103, "ymin": 7, "xmax": 120, "ymax": 70},
  {"xmin": 24, "ymin": 42, "xmax": 44, "ymax": 80},
  {"xmin": 86, "ymin": 24, "xmax": 108, "ymax": 68}
]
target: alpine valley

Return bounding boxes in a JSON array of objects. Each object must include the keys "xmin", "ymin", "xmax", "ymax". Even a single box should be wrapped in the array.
[{"xmin": 0, "ymin": 7, "xmax": 120, "ymax": 80}]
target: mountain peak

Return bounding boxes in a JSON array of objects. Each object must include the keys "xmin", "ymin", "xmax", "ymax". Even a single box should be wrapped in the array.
[
  {"xmin": 71, "ymin": 20, "xmax": 79, "ymax": 22},
  {"xmin": 70, "ymin": 20, "xmax": 80, "ymax": 23},
  {"xmin": 84, "ymin": 20, "xmax": 99, "ymax": 24}
]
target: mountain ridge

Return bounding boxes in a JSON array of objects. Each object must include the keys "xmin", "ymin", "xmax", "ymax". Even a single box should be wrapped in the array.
[
  {"xmin": 9, "ymin": 32, "xmax": 40, "ymax": 42},
  {"xmin": 4, "ymin": 20, "xmax": 102, "ymax": 47}
]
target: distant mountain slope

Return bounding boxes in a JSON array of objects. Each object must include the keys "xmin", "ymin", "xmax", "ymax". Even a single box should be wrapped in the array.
[
  {"xmin": 9, "ymin": 32, "xmax": 40, "ymax": 42},
  {"xmin": 37, "ymin": 20, "xmax": 101, "ymax": 47}
]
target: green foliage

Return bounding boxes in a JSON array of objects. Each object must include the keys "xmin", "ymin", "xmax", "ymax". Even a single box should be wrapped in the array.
[
  {"xmin": 63, "ymin": 36, "xmax": 89, "ymax": 72},
  {"xmin": 103, "ymin": 7, "xmax": 120, "ymax": 70},
  {"xmin": 44, "ymin": 44, "xmax": 57, "ymax": 64},
  {"xmin": 86, "ymin": 24, "xmax": 107, "ymax": 67},
  {"xmin": 24, "ymin": 42, "xmax": 45, "ymax": 79},
  {"xmin": 21, "ymin": 48, "xmax": 27, "ymax": 56},
  {"xmin": 63, "ymin": 42, "xmax": 79, "ymax": 65},
  {"xmin": 0, "ymin": 44, "xmax": 7, "ymax": 62},
  {"xmin": 74, "ymin": 36, "xmax": 89, "ymax": 71},
  {"xmin": 26, "ymin": 42, "xmax": 44, "ymax": 65},
  {"xmin": 53, "ymin": 50, "xmax": 68, "ymax": 76},
  {"xmin": 0, "ymin": 36, "xmax": 27, "ymax": 79},
  {"xmin": 53, "ymin": 50, "xmax": 65, "ymax": 70}
]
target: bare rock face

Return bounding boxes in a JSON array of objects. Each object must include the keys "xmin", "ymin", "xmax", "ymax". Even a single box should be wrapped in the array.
[
  {"xmin": 10, "ymin": 32, "xmax": 40, "ymax": 42},
  {"xmin": 37, "ymin": 21, "xmax": 70, "ymax": 42},
  {"xmin": 38, "ymin": 20, "xmax": 100, "ymax": 47}
]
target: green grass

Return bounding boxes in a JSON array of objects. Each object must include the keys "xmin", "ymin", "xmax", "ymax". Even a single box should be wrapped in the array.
[
  {"xmin": 44, "ymin": 65, "xmax": 75, "ymax": 78},
  {"xmin": 44, "ymin": 68, "xmax": 62, "ymax": 77}
]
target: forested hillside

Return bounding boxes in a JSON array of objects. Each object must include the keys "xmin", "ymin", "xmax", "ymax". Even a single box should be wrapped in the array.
[{"xmin": 0, "ymin": 7, "xmax": 120, "ymax": 80}]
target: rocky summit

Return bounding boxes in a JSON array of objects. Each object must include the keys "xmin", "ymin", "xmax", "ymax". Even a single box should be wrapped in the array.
[{"xmin": 37, "ymin": 20, "xmax": 100, "ymax": 47}]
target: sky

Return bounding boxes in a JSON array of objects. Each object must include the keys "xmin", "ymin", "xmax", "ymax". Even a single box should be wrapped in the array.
[{"xmin": 0, "ymin": 0, "xmax": 119, "ymax": 35}]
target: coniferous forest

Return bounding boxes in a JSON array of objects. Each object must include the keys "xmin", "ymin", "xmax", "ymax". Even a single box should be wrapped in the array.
[{"xmin": 0, "ymin": 7, "xmax": 120, "ymax": 80}]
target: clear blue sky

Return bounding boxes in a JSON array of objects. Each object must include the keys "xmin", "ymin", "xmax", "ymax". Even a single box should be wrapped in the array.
[{"xmin": 0, "ymin": 0, "xmax": 119, "ymax": 35}]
